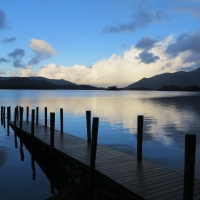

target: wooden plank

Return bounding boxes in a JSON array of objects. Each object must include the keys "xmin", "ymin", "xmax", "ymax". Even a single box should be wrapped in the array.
[{"xmin": 9, "ymin": 121, "xmax": 200, "ymax": 200}]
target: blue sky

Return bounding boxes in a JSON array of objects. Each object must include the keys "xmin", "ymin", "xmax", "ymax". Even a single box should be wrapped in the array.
[{"xmin": 0, "ymin": 0, "xmax": 200, "ymax": 87}]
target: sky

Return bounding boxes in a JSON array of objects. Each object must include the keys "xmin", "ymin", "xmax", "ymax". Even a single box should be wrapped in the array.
[{"xmin": 0, "ymin": 0, "xmax": 200, "ymax": 87}]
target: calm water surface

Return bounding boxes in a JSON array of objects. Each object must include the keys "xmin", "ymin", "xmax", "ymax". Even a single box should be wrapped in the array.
[{"xmin": 0, "ymin": 90, "xmax": 200, "ymax": 199}]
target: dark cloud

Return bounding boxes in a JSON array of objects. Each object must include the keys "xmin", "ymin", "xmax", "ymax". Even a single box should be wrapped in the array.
[
  {"xmin": 139, "ymin": 51, "xmax": 160, "ymax": 64},
  {"xmin": 135, "ymin": 36, "xmax": 157, "ymax": 50},
  {"xmin": 174, "ymin": 6, "xmax": 200, "ymax": 19},
  {"xmin": 165, "ymin": 30, "xmax": 200, "ymax": 70},
  {"xmin": 0, "ymin": 57, "xmax": 9, "ymax": 63},
  {"xmin": 28, "ymin": 54, "xmax": 50, "ymax": 65},
  {"xmin": 0, "ymin": 8, "xmax": 6, "ymax": 30},
  {"xmin": 165, "ymin": 31, "xmax": 200, "ymax": 57},
  {"xmin": 2, "ymin": 37, "xmax": 17, "ymax": 43},
  {"xmin": 8, "ymin": 49, "xmax": 26, "ymax": 68},
  {"xmin": 8, "ymin": 49, "xmax": 25, "ymax": 59},
  {"xmin": 13, "ymin": 59, "xmax": 25, "ymax": 68},
  {"xmin": 102, "ymin": 9, "xmax": 169, "ymax": 34}
]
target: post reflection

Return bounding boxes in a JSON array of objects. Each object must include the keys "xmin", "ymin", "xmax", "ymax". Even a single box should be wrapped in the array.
[
  {"xmin": 20, "ymin": 141, "xmax": 24, "ymax": 161},
  {"xmin": 14, "ymin": 132, "xmax": 18, "ymax": 148},
  {"xmin": 31, "ymin": 157, "xmax": 36, "ymax": 180}
]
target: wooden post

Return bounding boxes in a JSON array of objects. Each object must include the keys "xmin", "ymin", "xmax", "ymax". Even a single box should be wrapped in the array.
[
  {"xmin": 86, "ymin": 111, "xmax": 91, "ymax": 142},
  {"xmin": 16, "ymin": 106, "xmax": 18, "ymax": 121},
  {"xmin": 26, "ymin": 107, "xmax": 29, "ymax": 122},
  {"xmin": 31, "ymin": 109, "xmax": 35, "ymax": 136},
  {"xmin": 137, "ymin": 115, "xmax": 143, "ymax": 160},
  {"xmin": 183, "ymin": 134, "xmax": 196, "ymax": 200},
  {"xmin": 7, "ymin": 106, "xmax": 11, "ymax": 134},
  {"xmin": 20, "ymin": 107, "xmax": 23, "ymax": 130},
  {"xmin": 60, "ymin": 108, "xmax": 63, "ymax": 133},
  {"xmin": 1, "ymin": 106, "xmax": 3, "ymax": 124},
  {"xmin": 36, "ymin": 107, "xmax": 39, "ymax": 124},
  {"xmin": 50, "ymin": 112, "xmax": 55, "ymax": 148},
  {"xmin": 14, "ymin": 107, "xmax": 17, "ymax": 125},
  {"xmin": 3, "ymin": 106, "xmax": 5, "ymax": 128},
  {"xmin": 44, "ymin": 107, "xmax": 47, "ymax": 127},
  {"xmin": 88, "ymin": 117, "xmax": 99, "ymax": 199}
]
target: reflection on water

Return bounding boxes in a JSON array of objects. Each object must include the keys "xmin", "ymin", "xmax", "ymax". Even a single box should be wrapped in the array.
[{"xmin": 0, "ymin": 90, "xmax": 200, "ymax": 180}]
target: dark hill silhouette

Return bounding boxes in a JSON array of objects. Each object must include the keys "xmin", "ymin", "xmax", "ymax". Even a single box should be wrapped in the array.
[
  {"xmin": 125, "ymin": 67, "xmax": 200, "ymax": 90},
  {"xmin": 0, "ymin": 77, "xmax": 103, "ymax": 90},
  {"xmin": 28, "ymin": 76, "xmax": 75, "ymax": 85},
  {"xmin": 0, "ymin": 76, "xmax": 75, "ymax": 85}
]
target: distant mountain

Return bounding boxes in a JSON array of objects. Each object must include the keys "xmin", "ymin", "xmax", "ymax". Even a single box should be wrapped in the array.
[
  {"xmin": 0, "ymin": 76, "xmax": 75, "ymax": 85},
  {"xmin": 0, "ymin": 76, "xmax": 103, "ymax": 90},
  {"xmin": 28, "ymin": 76, "xmax": 75, "ymax": 85},
  {"xmin": 125, "ymin": 67, "xmax": 200, "ymax": 90}
]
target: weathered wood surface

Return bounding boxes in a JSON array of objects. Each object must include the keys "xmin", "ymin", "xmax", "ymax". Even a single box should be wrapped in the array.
[{"xmin": 10, "ymin": 121, "xmax": 200, "ymax": 200}]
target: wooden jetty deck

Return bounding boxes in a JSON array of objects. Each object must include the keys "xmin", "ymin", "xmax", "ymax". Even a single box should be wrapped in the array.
[{"xmin": 9, "ymin": 121, "xmax": 200, "ymax": 200}]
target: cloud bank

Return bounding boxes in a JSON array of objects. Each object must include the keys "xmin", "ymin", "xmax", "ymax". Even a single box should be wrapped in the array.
[{"xmin": 11, "ymin": 32, "xmax": 199, "ymax": 87}]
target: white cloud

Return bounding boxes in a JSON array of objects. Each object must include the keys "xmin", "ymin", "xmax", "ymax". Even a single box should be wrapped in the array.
[
  {"xmin": 11, "ymin": 35, "xmax": 195, "ymax": 87},
  {"xmin": 10, "ymin": 66, "xmax": 37, "ymax": 77},
  {"xmin": 28, "ymin": 38, "xmax": 57, "ymax": 65}
]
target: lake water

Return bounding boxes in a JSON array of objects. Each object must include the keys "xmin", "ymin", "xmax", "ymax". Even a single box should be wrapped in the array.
[{"xmin": 0, "ymin": 90, "xmax": 200, "ymax": 199}]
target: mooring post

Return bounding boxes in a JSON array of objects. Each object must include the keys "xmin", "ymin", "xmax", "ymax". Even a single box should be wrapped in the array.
[
  {"xmin": 26, "ymin": 106, "xmax": 29, "ymax": 122},
  {"xmin": 3, "ymin": 106, "xmax": 6, "ymax": 128},
  {"xmin": 14, "ymin": 107, "xmax": 17, "ymax": 126},
  {"xmin": 1, "ymin": 106, "xmax": 3, "ymax": 124},
  {"xmin": 36, "ymin": 107, "xmax": 39, "ymax": 124},
  {"xmin": 60, "ymin": 108, "xmax": 63, "ymax": 133},
  {"xmin": 183, "ymin": 134, "xmax": 196, "ymax": 200},
  {"xmin": 137, "ymin": 115, "xmax": 143, "ymax": 160},
  {"xmin": 86, "ymin": 110, "xmax": 91, "ymax": 143},
  {"xmin": 6, "ymin": 107, "xmax": 9, "ymax": 130},
  {"xmin": 44, "ymin": 107, "xmax": 47, "ymax": 127},
  {"xmin": 20, "ymin": 107, "xmax": 23, "ymax": 130},
  {"xmin": 7, "ymin": 106, "xmax": 11, "ymax": 134},
  {"xmin": 50, "ymin": 112, "xmax": 55, "ymax": 148},
  {"xmin": 31, "ymin": 109, "xmax": 35, "ymax": 136},
  {"xmin": 16, "ymin": 106, "xmax": 19, "ymax": 121},
  {"xmin": 88, "ymin": 117, "xmax": 99, "ymax": 199}
]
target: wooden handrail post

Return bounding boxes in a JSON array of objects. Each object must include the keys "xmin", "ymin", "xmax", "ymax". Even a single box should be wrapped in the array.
[
  {"xmin": 137, "ymin": 115, "xmax": 143, "ymax": 160},
  {"xmin": 86, "ymin": 111, "xmax": 91, "ymax": 142},
  {"xmin": 60, "ymin": 108, "xmax": 63, "ymax": 133},
  {"xmin": 50, "ymin": 112, "xmax": 55, "ymax": 148},
  {"xmin": 88, "ymin": 117, "xmax": 99, "ymax": 199},
  {"xmin": 20, "ymin": 107, "xmax": 23, "ymax": 130},
  {"xmin": 183, "ymin": 134, "xmax": 196, "ymax": 200},
  {"xmin": 36, "ymin": 107, "xmax": 39, "ymax": 124},
  {"xmin": 44, "ymin": 107, "xmax": 47, "ymax": 127},
  {"xmin": 31, "ymin": 109, "xmax": 35, "ymax": 136},
  {"xmin": 26, "ymin": 107, "xmax": 29, "ymax": 122}
]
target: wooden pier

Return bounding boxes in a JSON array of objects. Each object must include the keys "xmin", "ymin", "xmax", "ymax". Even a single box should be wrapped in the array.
[{"xmin": 9, "ymin": 120, "xmax": 200, "ymax": 200}]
